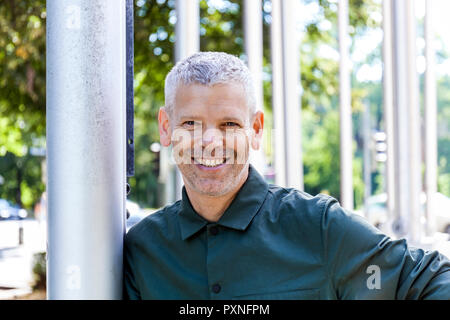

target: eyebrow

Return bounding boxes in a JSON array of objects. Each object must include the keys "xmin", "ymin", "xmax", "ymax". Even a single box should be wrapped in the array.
[
  {"xmin": 178, "ymin": 116, "xmax": 244, "ymax": 123},
  {"xmin": 220, "ymin": 117, "xmax": 244, "ymax": 123}
]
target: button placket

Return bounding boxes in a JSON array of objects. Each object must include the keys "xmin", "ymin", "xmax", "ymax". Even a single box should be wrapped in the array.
[
  {"xmin": 212, "ymin": 283, "xmax": 221, "ymax": 294},
  {"xmin": 206, "ymin": 224, "xmax": 223, "ymax": 299},
  {"xmin": 209, "ymin": 225, "xmax": 219, "ymax": 236}
]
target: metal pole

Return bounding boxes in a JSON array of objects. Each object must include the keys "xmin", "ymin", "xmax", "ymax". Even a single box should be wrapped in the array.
[
  {"xmin": 338, "ymin": 0, "xmax": 354, "ymax": 210},
  {"xmin": 175, "ymin": 0, "xmax": 200, "ymax": 60},
  {"xmin": 392, "ymin": 0, "xmax": 421, "ymax": 241},
  {"xmin": 281, "ymin": 0, "xmax": 303, "ymax": 190},
  {"xmin": 382, "ymin": 0, "xmax": 396, "ymax": 232},
  {"xmin": 406, "ymin": 0, "xmax": 422, "ymax": 243},
  {"xmin": 47, "ymin": 0, "xmax": 126, "ymax": 299},
  {"xmin": 270, "ymin": 0, "xmax": 287, "ymax": 187},
  {"xmin": 168, "ymin": 0, "xmax": 200, "ymax": 201},
  {"xmin": 363, "ymin": 102, "xmax": 371, "ymax": 218},
  {"xmin": 244, "ymin": 0, "xmax": 267, "ymax": 177},
  {"xmin": 392, "ymin": 0, "xmax": 410, "ymax": 238},
  {"xmin": 424, "ymin": 0, "xmax": 438, "ymax": 236}
]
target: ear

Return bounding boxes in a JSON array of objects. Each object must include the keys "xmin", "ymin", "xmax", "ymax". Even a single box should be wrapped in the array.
[
  {"xmin": 158, "ymin": 107, "xmax": 172, "ymax": 147},
  {"xmin": 250, "ymin": 111, "xmax": 264, "ymax": 150}
]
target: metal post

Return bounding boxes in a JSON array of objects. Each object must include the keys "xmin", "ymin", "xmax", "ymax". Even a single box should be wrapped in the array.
[
  {"xmin": 175, "ymin": 0, "xmax": 200, "ymax": 60},
  {"xmin": 270, "ymin": 0, "xmax": 303, "ymax": 189},
  {"xmin": 270, "ymin": 0, "xmax": 287, "ymax": 187},
  {"xmin": 382, "ymin": 0, "xmax": 396, "ymax": 232},
  {"xmin": 166, "ymin": 0, "xmax": 200, "ymax": 202},
  {"xmin": 338, "ymin": 0, "xmax": 354, "ymax": 210},
  {"xmin": 424, "ymin": 0, "xmax": 437, "ymax": 236},
  {"xmin": 244, "ymin": 0, "xmax": 267, "ymax": 177},
  {"xmin": 363, "ymin": 102, "xmax": 371, "ymax": 218},
  {"xmin": 46, "ymin": 0, "xmax": 126, "ymax": 299},
  {"xmin": 406, "ymin": 0, "xmax": 422, "ymax": 243},
  {"xmin": 392, "ymin": 0, "xmax": 410, "ymax": 238},
  {"xmin": 392, "ymin": 0, "xmax": 422, "ymax": 242},
  {"xmin": 18, "ymin": 221, "xmax": 24, "ymax": 245},
  {"xmin": 281, "ymin": 0, "xmax": 303, "ymax": 190}
]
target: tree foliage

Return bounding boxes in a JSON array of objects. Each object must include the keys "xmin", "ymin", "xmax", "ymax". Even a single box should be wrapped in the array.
[
  {"xmin": 0, "ymin": 0, "xmax": 46, "ymax": 208},
  {"xmin": 1, "ymin": 0, "xmax": 448, "ymax": 211}
]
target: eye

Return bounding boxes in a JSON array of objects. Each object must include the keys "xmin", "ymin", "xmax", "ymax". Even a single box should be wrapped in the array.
[
  {"xmin": 224, "ymin": 122, "xmax": 239, "ymax": 127},
  {"xmin": 182, "ymin": 121, "xmax": 195, "ymax": 127}
]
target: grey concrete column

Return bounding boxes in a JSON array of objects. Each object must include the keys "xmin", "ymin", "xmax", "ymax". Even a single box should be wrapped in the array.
[{"xmin": 46, "ymin": 0, "xmax": 126, "ymax": 299}]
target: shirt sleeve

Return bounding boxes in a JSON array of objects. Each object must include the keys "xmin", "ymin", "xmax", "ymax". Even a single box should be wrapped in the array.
[
  {"xmin": 123, "ymin": 233, "xmax": 141, "ymax": 300},
  {"xmin": 321, "ymin": 198, "xmax": 450, "ymax": 300}
]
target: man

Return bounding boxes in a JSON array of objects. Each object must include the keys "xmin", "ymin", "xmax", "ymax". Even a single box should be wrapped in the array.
[{"xmin": 124, "ymin": 51, "xmax": 450, "ymax": 299}]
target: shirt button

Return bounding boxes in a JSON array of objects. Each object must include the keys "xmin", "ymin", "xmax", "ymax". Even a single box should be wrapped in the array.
[
  {"xmin": 212, "ymin": 283, "xmax": 221, "ymax": 294},
  {"xmin": 209, "ymin": 226, "xmax": 219, "ymax": 236}
]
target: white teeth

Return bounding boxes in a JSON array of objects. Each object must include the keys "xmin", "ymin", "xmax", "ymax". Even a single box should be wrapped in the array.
[{"xmin": 195, "ymin": 158, "xmax": 225, "ymax": 167}]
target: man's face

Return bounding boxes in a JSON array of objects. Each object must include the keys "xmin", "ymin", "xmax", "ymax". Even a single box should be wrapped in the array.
[{"xmin": 159, "ymin": 82, "xmax": 263, "ymax": 197}]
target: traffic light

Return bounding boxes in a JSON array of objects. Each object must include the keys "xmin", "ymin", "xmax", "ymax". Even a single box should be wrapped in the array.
[{"xmin": 373, "ymin": 131, "xmax": 387, "ymax": 163}]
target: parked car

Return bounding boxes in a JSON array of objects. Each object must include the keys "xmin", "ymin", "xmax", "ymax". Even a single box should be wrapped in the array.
[
  {"xmin": 126, "ymin": 200, "xmax": 146, "ymax": 232},
  {"xmin": 364, "ymin": 192, "xmax": 450, "ymax": 234},
  {"xmin": 0, "ymin": 199, "xmax": 28, "ymax": 220}
]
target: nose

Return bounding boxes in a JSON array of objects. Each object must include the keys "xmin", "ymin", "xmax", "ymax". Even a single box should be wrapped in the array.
[
  {"xmin": 201, "ymin": 126, "xmax": 223, "ymax": 146},
  {"xmin": 197, "ymin": 126, "xmax": 224, "ymax": 158}
]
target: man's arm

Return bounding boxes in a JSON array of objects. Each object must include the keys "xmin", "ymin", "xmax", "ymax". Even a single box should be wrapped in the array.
[{"xmin": 321, "ymin": 198, "xmax": 450, "ymax": 299}]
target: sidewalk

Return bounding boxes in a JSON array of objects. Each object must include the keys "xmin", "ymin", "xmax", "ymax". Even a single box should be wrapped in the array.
[
  {"xmin": 0, "ymin": 246, "xmax": 34, "ymax": 299},
  {"xmin": 0, "ymin": 219, "xmax": 46, "ymax": 300}
]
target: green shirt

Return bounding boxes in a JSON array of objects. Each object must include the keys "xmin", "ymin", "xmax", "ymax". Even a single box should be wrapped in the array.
[{"xmin": 124, "ymin": 165, "xmax": 450, "ymax": 299}]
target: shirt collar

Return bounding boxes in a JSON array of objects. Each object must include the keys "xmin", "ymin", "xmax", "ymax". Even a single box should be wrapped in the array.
[{"xmin": 178, "ymin": 164, "xmax": 269, "ymax": 240}]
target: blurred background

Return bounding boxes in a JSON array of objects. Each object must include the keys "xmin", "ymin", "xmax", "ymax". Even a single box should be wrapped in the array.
[{"xmin": 1, "ymin": 0, "xmax": 449, "ymax": 299}]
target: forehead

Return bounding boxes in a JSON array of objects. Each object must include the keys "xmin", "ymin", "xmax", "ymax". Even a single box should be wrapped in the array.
[{"xmin": 173, "ymin": 82, "xmax": 249, "ymax": 120}]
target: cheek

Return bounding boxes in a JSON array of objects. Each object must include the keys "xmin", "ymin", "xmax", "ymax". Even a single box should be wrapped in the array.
[
  {"xmin": 225, "ymin": 131, "xmax": 249, "ymax": 162},
  {"xmin": 171, "ymin": 129, "xmax": 194, "ymax": 163}
]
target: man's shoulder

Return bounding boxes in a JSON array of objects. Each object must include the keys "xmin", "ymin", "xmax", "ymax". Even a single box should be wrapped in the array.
[
  {"xmin": 266, "ymin": 184, "xmax": 337, "ymax": 216},
  {"xmin": 125, "ymin": 200, "xmax": 181, "ymax": 243}
]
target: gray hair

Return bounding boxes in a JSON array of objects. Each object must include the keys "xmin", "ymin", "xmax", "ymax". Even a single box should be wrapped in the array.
[{"xmin": 164, "ymin": 51, "xmax": 256, "ymax": 116}]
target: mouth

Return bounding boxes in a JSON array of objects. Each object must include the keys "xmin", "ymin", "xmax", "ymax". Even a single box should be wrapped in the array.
[{"xmin": 192, "ymin": 157, "xmax": 228, "ymax": 170}]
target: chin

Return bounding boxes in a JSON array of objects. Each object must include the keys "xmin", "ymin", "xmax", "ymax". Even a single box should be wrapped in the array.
[
  {"xmin": 180, "ymin": 162, "xmax": 249, "ymax": 197},
  {"xmin": 194, "ymin": 183, "xmax": 232, "ymax": 197}
]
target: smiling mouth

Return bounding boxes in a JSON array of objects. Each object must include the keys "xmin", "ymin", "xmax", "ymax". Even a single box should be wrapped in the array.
[{"xmin": 192, "ymin": 157, "xmax": 227, "ymax": 167}]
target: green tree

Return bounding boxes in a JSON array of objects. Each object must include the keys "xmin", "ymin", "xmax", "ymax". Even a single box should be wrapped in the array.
[
  {"xmin": 0, "ymin": 0, "xmax": 405, "ymax": 210},
  {"xmin": 0, "ymin": 0, "xmax": 46, "ymax": 208}
]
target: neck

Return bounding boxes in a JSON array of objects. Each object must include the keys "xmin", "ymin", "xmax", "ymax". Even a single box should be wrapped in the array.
[{"xmin": 184, "ymin": 167, "xmax": 249, "ymax": 222}]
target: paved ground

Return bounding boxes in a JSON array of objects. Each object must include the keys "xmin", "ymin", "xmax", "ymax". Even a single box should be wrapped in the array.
[{"xmin": 0, "ymin": 219, "xmax": 46, "ymax": 300}]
